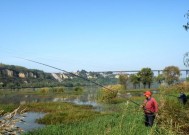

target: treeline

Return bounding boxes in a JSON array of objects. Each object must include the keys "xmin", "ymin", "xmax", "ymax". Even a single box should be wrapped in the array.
[
  {"xmin": 119, "ymin": 66, "xmax": 184, "ymax": 89},
  {"xmin": 1, "ymin": 63, "xmax": 186, "ymax": 89},
  {"xmin": 60, "ymin": 70, "xmax": 118, "ymax": 87}
]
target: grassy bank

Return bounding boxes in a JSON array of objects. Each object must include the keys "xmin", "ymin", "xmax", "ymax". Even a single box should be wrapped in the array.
[
  {"xmin": 24, "ymin": 102, "xmax": 171, "ymax": 135},
  {"xmin": 22, "ymin": 98, "xmax": 171, "ymax": 134},
  {"xmin": 22, "ymin": 102, "xmax": 100, "ymax": 125},
  {"xmin": 23, "ymin": 83, "xmax": 189, "ymax": 135},
  {"xmin": 1, "ymin": 83, "xmax": 189, "ymax": 134}
]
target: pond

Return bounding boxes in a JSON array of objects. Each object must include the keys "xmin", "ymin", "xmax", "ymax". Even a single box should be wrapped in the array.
[
  {"xmin": 0, "ymin": 87, "xmax": 102, "ymax": 132},
  {"xmin": 0, "ymin": 87, "xmax": 159, "ymax": 132},
  {"xmin": 0, "ymin": 87, "xmax": 101, "ymax": 107},
  {"xmin": 16, "ymin": 112, "xmax": 45, "ymax": 132}
]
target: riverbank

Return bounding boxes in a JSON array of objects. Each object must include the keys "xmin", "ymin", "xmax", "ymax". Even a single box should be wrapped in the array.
[{"xmin": 0, "ymin": 83, "xmax": 189, "ymax": 134}]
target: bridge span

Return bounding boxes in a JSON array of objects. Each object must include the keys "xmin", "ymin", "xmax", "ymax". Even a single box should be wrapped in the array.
[{"xmin": 95, "ymin": 69, "xmax": 189, "ymax": 78}]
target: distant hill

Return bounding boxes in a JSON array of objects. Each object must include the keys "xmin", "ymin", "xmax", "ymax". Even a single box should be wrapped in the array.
[
  {"xmin": 0, "ymin": 64, "xmax": 118, "ymax": 89},
  {"xmin": 0, "ymin": 63, "xmax": 58, "ymax": 88}
]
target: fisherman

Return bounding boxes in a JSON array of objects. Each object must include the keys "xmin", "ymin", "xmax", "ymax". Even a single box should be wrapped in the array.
[
  {"xmin": 178, "ymin": 92, "xmax": 187, "ymax": 105},
  {"xmin": 142, "ymin": 91, "xmax": 158, "ymax": 127}
]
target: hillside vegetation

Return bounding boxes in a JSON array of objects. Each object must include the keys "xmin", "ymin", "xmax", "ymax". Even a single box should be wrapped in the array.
[{"xmin": 0, "ymin": 63, "xmax": 118, "ymax": 89}]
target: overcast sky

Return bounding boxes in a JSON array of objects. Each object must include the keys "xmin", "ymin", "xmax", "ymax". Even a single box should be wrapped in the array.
[{"xmin": 0, "ymin": 0, "xmax": 189, "ymax": 72}]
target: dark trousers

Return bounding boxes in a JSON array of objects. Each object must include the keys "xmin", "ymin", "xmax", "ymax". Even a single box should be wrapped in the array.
[{"xmin": 144, "ymin": 113, "xmax": 155, "ymax": 127}]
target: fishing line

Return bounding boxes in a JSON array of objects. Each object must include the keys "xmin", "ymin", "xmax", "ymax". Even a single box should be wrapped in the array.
[
  {"xmin": 2, "ymin": 57, "xmax": 181, "ymax": 105},
  {"xmin": 157, "ymin": 93, "xmax": 178, "ymax": 98},
  {"xmin": 15, "ymin": 57, "xmax": 141, "ymax": 106}
]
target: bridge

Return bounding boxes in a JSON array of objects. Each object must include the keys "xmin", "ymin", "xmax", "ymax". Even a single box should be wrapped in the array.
[{"xmin": 95, "ymin": 69, "xmax": 189, "ymax": 78}]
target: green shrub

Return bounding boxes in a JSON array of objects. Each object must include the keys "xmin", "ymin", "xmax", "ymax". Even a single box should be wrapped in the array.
[
  {"xmin": 99, "ymin": 85, "xmax": 118, "ymax": 103},
  {"xmin": 74, "ymin": 87, "xmax": 83, "ymax": 93},
  {"xmin": 52, "ymin": 87, "xmax": 64, "ymax": 93},
  {"xmin": 157, "ymin": 85, "xmax": 189, "ymax": 134},
  {"xmin": 39, "ymin": 87, "xmax": 49, "ymax": 94}
]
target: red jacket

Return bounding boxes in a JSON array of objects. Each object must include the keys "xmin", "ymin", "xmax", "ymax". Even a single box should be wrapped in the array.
[{"xmin": 143, "ymin": 97, "xmax": 158, "ymax": 113}]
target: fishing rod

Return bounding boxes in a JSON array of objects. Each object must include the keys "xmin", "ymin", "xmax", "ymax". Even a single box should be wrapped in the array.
[
  {"xmin": 152, "ymin": 90, "xmax": 178, "ymax": 98},
  {"xmin": 16, "ymin": 57, "xmax": 141, "ymax": 106},
  {"xmin": 162, "ymin": 94, "xmax": 178, "ymax": 98}
]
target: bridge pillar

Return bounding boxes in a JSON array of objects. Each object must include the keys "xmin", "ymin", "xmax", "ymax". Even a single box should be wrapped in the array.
[
  {"xmin": 158, "ymin": 70, "xmax": 161, "ymax": 75},
  {"xmin": 186, "ymin": 70, "xmax": 189, "ymax": 79}
]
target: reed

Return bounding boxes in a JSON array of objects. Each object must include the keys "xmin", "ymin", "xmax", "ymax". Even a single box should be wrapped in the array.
[
  {"xmin": 0, "ymin": 106, "xmax": 27, "ymax": 135},
  {"xmin": 24, "ymin": 102, "xmax": 171, "ymax": 135},
  {"xmin": 156, "ymin": 82, "xmax": 189, "ymax": 135}
]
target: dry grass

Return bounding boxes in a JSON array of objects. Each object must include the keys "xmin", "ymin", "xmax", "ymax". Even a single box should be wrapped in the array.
[
  {"xmin": 157, "ymin": 82, "xmax": 189, "ymax": 135},
  {"xmin": 0, "ymin": 106, "xmax": 27, "ymax": 135}
]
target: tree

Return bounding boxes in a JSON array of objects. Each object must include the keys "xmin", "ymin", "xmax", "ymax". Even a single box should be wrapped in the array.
[
  {"xmin": 138, "ymin": 68, "xmax": 154, "ymax": 88},
  {"xmin": 163, "ymin": 66, "xmax": 180, "ymax": 85},
  {"xmin": 186, "ymin": 77, "xmax": 189, "ymax": 82},
  {"xmin": 0, "ymin": 82, "xmax": 3, "ymax": 88},
  {"xmin": 129, "ymin": 74, "xmax": 140, "ymax": 89},
  {"xmin": 183, "ymin": 10, "xmax": 189, "ymax": 31},
  {"xmin": 119, "ymin": 74, "xmax": 129, "ymax": 90},
  {"xmin": 155, "ymin": 74, "xmax": 165, "ymax": 84},
  {"xmin": 78, "ymin": 70, "xmax": 87, "ymax": 78}
]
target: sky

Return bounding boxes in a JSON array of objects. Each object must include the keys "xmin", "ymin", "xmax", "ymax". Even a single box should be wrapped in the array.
[{"xmin": 0, "ymin": 0, "xmax": 189, "ymax": 73}]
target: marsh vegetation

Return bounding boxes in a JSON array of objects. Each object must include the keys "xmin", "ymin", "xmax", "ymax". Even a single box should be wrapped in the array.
[{"xmin": 0, "ymin": 82, "xmax": 188, "ymax": 134}]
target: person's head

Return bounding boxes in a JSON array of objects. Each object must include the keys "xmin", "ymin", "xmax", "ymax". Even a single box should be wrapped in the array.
[{"xmin": 144, "ymin": 91, "xmax": 152, "ymax": 98}]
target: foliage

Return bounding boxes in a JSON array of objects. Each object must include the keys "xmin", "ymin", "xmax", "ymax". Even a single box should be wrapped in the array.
[
  {"xmin": 183, "ymin": 10, "xmax": 189, "ymax": 31},
  {"xmin": 2, "ymin": 85, "xmax": 189, "ymax": 134},
  {"xmin": 0, "ymin": 64, "xmax": 118, "ymax": 89},
  {"xmin": 99, "ymin": 85, "xmax": 120, "ymax": 103},
  {"xmin": 0, "ymin": 104, "xmax": 19, "ymax": 113},
  {"xmin": 23, "ymin": 102, "xmax": 100, "ymax": 125},
  {"xmin": 119, "ymin": 74, "xmax": 129, "ymax": 90},
  {"xmin": 160, "ymin": 82, "xmax": 189, "ymax": 93},
  {"xmin": 74, "ymin": 86, "xmax": 83, "ymax": 92},
  {"xmin": 155, "ymin": 74, "xmax": 165, "ymax": 84},
  {"xmin": 25, "ymin": 112, "xmax": 158, "ymax": 135},
  {"xmin": 138, "ymin": 68, "xmax": 154, "ymax": 88},
  {"xmin": 129, "ymin": 74, "xmax": 141, "ymax": 89},
  {"xmin": 39, "ymin": 87, "xmax": 49, "ymax": 94},
  {"xmin": 51, "ymin": 87, "xmax": 64, "ymax": 93},
  {"xmin": 163, "ymin": 66, "xmax": 180, "ymax": 85},
  {"xmin": 24, "ymin": 102, "xmax": 176, "ymax": 135},
  {"xmin": 78, "ymin": 70, "xmax": 87, "ymax": 78},
  {"xmin": 0, "ymin": 64, "xmax": 57, "ymax": 88},
  {"xmin": 157, "ymin": 84, "xmax": 189, "ymax": 134}
]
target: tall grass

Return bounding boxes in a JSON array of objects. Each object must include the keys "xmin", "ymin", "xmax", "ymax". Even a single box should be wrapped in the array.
[
  {"xmin": 4, "ymin": 82, "xmax": 187, "ymax": 135},
  {"xmin": 23, "ymin": 101, "xmax": 176, "ymax": 135},
  {"xmin": 0, "ymin": 103, "xmax": 19, "ymax": 113},
  {"xmin": 156, "ymin": 82, "xmax": 189, "ymax": 135},
  {"xmin": 22, "ymin": 102, "xmax": 100, "ymax": 125}
]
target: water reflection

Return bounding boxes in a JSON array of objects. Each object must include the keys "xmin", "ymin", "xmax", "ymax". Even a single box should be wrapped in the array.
[
  {"xmin": 0, "ymin": 94, "xmax": 53, "ymax": 104},
  {"xmin": 0, "ymin": 89, "xmax": 159, "ymax": 110},
  {"xmin": 0, "ymin": 87, "xmax": 102, "ymax": 132},
  {"xmin": 0, "ymin": 88, "xmax": 159, "ymax": 132},
  {"xmin": 0, "ymin": 87, "xmax": 102, "ymax": 111},
  {"xmin": 0, "ymin": 89, "xmax": 159, "ymax": 106},
  {"xmin": 16, "ymin": 112, "xmax": 45, "ymax": 132}
]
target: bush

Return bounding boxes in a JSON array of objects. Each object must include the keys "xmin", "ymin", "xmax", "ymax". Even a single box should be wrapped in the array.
[
  {"xmin": 99, "ymin": 85, "xmax": 119, "ymax": 103},
  {"xmin": 39, "ymin": 87, "xmax": 49, "ymax": 94},
  {"xmin": 73, "ymin": 87, "xmax": 84, "ymax": 94},
  {"xmin": 52, "ymin": 87, "xmax": 64, "ymax": 93},
  {"xmin": 157, "ymin": 84, "xmax": 189, "ymax": 134}
]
